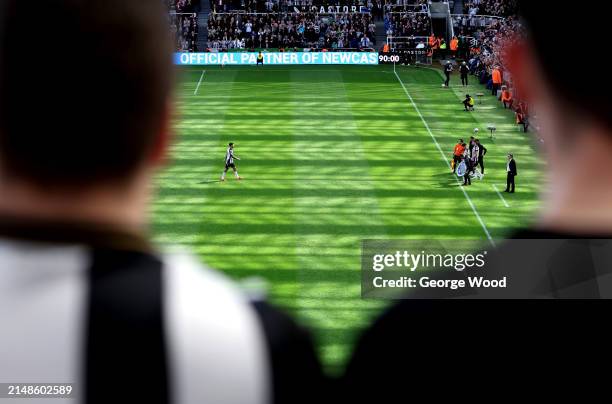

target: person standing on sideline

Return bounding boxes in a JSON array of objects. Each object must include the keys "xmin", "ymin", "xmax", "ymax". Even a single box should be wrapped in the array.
[
  {"xmin": 491, "ymin": 65, "xmax": 502, "ymax": 96},
  {"xmin": 462, "ymin": 157, "xmax": 472, "ymax": 186},
  {"xmin": 467, "ymin": 136, "xmax": 476, "ymax": 160},
  {"xmin": 460, "ymin": 61, "xmax": 469, "ymax": 86},
  {"xmin": 450, "ymin": 36, "xmax": 459, "ymax": 58},
  {"xmin": 476, "ymin": 139, "xmax": 487, "ymax": 174},
  {"xmin": 452, "ymin": 139, "xmax": 465, "ymax": 173},
  {"xmin": 428, "ymin": 33, "xmax": 436, "ymax": 53},
  {"xmin": 439, "ymin": 39, "xmax": 447, "ymax": 58},
  {"xmin": 469, "ymin": 140, "xmax": 479, "ymax": 178},
  {"xmin": 444, "ymin": 61, "xmax": 453, "ymax": 87},
  {"xmin": 256, "ymin": 51, "xmax": 264, "ymax": 66},
  {"xmin": 505, "ymin": 153, "xmax": 517, "ymax": 193}
]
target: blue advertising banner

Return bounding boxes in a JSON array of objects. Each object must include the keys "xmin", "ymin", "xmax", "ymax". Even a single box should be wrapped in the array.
[{"xmin": 175, "ymin": 52, "xmax": 379, "ymax": 66}]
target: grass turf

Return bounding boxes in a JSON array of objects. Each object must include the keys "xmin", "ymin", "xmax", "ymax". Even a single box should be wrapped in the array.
[{"xmin": 153, "ymin": 64, "xmax": 544, "ymax": 374}]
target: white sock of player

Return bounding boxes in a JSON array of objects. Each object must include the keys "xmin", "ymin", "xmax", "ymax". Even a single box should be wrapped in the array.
[
  {"xmin": 234, "ymin": 171, "xmax": 239, "ymax": 178},
  {"xmin": 221, "ymin": 172, "xmax": 226, "ymax": 179}
]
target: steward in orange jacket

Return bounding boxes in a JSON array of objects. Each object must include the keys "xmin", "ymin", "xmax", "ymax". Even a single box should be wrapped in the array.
[
  {"xmin": 429, "ymin": 34, "xmax": 436, "ymax": 48},
  {"xmin": 450, "ymin": 36, "xmax": 459, "ymax": 56},
  {"xmin": 516, "ymin": 101, "xmax": 529, "ymax": 132},
  {"xmin": 491, "ymin": 66, "xmax": 502, "ymax": 96},
  {"xmin": 501, "ymin": 87, "xmax": 514, "ymax": 109},
  {"xmin": 452, "ymin": 140, "xmax": 466, "ymax": 173}
]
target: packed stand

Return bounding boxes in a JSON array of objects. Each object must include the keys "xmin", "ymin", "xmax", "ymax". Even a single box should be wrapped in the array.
[
  {"xmin": 464, "ymin": 15, "xmax": 531, "ymax": 131},
  {"xmin": 452, "ymin": 14, "xmax": 503, "ymax": 38},
  {"xmin": 463, "ymin": 0, "xmax": 518, "ymax": 17},
  {"xmin": 168, "ymin": 0, "xmax": 200, "ymax": 51},
  {"xmin": 209, "ymin": 1, "xmax": 411, "ymax": 17},
  {"xmin": 384, "ymin": 10, "xmax": 431, "ymax": 38},
  {"xmin": 210, "ymin": 0, "xmax": 278, "ymax": 13},
  {"xmin": 207, "ymin": 11, "xmax": 375, "ymax": 50},
  {"xmin": 385, "ymin": 0, "xmax": 429, "ymax": 13}
]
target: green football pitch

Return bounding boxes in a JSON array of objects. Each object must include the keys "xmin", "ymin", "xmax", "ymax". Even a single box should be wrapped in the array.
[{"xmin": 153, "ymin": 64, "xmax": 544, "ymax": 373}]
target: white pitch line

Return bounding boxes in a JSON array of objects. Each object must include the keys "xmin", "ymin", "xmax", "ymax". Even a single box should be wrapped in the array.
[
  {"xmin": 393, "ymin": 68, "xmax": 496, "ymax": 247},
  {"xmin": 193, "ymin": 70, "xmax": 206, "ymax": 95},
  {"xmin": 493, "ymin": 184, "xmax": 510, "ymax": 208}
]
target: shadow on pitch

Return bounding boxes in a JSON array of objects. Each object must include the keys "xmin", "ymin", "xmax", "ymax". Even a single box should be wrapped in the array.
[{"xmin": 431, "ymin": 172, "xmax": 462, "ymax": 188}]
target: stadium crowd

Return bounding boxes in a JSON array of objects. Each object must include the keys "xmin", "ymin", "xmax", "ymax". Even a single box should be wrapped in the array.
[
  {"xmin": 174, "ymin": 0, "xmax": 201, "ymax": 12},
  {"xmin": 453, "ymin": 14, "xmax": 504, "ymax": 37},
  {"xmin": 384, "ymin": 10, "xmax": 431, "ymax": 37},
  {"xmin": 462, "ymin": 15, "xmax": 530, "ymax": 131},
  {"xmin": 210, "ymin": 0, "xmax": 276, "ymax": 13},
  {"xmin": 463, "ymin": 0, "xmax": 518, "ymax": 17},
  {"xmin": 209, "ymin": 0, "xmax": 371, "ymax": 13},
  {"xmin": 206, "ymin": 1, "xmax": 437, "ymax": 50},
  {"xmin": 168, "ymin": 0, "xmax": 200, "ymax": 51},
  {"xmin": 209, "ymin": 0, "xmax": 427, "ymax": 14},
  {"xmin": 205, "ymin": 0, "xmax": 436, "ymax": 50},
  {"xmin": 207, "ymin": 10, "xmax": 376, "ymax": 49}
]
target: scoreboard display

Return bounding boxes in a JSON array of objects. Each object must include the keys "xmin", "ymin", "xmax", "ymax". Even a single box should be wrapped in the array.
[{"xmin": 378, "ymin": 49, "xmax": 429, "ymax": 65}]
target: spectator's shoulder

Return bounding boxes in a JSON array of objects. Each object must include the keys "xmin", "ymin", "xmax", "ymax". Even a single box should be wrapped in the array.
[
  {"xmin": 161, "ymin": 250, "xmax": 270, "ymax": 403},
  {"xmin": 161, "ymin": 250, "xmax": 326, "ymax": 404},
  {"xmin": 251, "ymin": 300, "xmax": 328, "ymax": 404},
  {"xmin": 161, "ymin": 250, "xmax": 256, "ymax": 325}
]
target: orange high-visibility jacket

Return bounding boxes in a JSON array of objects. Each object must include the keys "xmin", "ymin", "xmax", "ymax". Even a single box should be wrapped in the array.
[
  {"xmin": 450, "ymin": 37, "xmax": 458, "ymax": 51},
  {"xmin": 501, "ymin": 89, "xmax": 513, "ymax": 102},
  {"xmin": 383, "ymin": 43, "xmax": 390, "ymax": 53},
  {"xmin": 453, "ymin": 144, "xmax": 466, "ymax": 157},
  {"xmin": 492, "ymin": 68, "xmax": 503, "ymax": 84},
  {"xmin": 516, "ymin": 102, "xmax": 528, "ymax": 123}
]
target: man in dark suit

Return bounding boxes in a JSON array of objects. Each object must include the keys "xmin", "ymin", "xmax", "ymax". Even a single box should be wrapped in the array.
[
  {"xmin": 505, "ymin": 153, "xmax": 517, "ymax": 193},
  {"xmin": 462, "ymin": 156, "xmax": 472, "ymax": 186}
]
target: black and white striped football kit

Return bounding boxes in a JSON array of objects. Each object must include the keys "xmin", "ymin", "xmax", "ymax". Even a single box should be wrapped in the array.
[
  {"xmin": 0, "ymin": 218, "xmax": 324, "ymax": 404},
  {"xmin": 225, "ymin": 147, "xmax": 236, "ymax": 170}
]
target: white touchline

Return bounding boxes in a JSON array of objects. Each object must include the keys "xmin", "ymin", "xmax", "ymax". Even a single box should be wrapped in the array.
[
  {"xmin": 493, "ymin": 185, "xmax": 510, "ymax": 208},
  {"xmin": 194, "ymin": 70, "xmax": 206, "ymax": 95},
  {"xmin": 393, "ymin": 69, "xmax": 496, "ymax": 247}
]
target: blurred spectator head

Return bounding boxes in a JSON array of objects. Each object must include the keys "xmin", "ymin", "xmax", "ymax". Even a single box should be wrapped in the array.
[
  {"xmin": 0, "ymin": 0, "xmax": 174, "ymax": 190},
  {"xmin": 516, "ymin": 1, "xmax": 610, "ymax": 130}
]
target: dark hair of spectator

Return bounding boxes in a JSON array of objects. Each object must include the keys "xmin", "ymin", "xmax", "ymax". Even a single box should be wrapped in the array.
[
  {"xmin": 0, "ymin": 0, "xmax": 174, "ymax": 188},
  {"xmin": 518, "ymin": 1, "xmax": 611, "ymax": 128}
]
